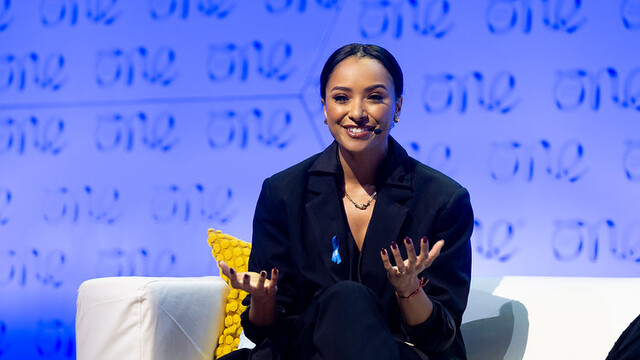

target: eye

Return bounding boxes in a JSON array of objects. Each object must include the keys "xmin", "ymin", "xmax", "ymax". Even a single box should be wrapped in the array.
[
  {"xmin": 333, "ymin": 95, "xmax": 349, "ymax": 103},
  {"xmin": 368, "ymin": 93, "xmax": 385, "ymax": 102}
]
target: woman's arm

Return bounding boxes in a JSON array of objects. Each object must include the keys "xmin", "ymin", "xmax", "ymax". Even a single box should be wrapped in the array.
[
  {"xmin": 381, "ymin": 187, "xmax": 474, "ymax": 355},
  {"xmin": 381, "ymin": 237, "xmax": 445, "ymax": 326},
  {"xmin": 238, "ymin": 178, "xmax": 299, "ymax": 342}
]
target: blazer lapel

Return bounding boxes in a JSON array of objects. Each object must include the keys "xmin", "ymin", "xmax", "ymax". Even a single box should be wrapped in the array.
[
  {"xmin": 360, "ymin": 186, "xmax": 412, "ymax": 297},
  {"xmin": 304, "ymin": 144, "xmax": 350, "ymax": 284},
  {"xmin": 360, "ymin": 138, "xmax": 415, "ymax": 297}
]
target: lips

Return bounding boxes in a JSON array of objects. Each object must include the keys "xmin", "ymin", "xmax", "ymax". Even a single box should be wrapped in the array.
[{"xmin": 343, "ymin": 125, "xmax": 375, "ymax": 138}]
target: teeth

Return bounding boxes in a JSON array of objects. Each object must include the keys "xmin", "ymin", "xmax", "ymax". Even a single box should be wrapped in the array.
[{"xmin": 348, "ymin": 127, "xmax": 367, "ymax": 133}]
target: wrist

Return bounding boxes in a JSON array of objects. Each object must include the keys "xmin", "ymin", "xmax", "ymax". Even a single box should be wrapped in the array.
[
  {"xmin": 395, "ymin": 277, "xmax": 429, "ymax": 300},
  {"xmin": 249, "ymin": 298, "xmax": 277, "ymax": 326},
  {"xmin": 395, "ymin": 278, "xmax": 421, "ymax": 297}
]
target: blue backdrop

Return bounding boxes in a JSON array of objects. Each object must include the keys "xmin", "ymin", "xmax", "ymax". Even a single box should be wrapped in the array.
[{"xmin": 1, "ymin": 0, "xmax": 639, "ymax": 358}]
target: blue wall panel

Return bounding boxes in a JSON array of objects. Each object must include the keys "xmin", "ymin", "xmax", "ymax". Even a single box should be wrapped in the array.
[{"xmin": 0, "ymin": 0, "xmax": 639, "ymax": 358}]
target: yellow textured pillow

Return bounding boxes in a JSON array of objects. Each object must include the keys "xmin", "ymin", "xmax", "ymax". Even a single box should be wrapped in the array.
[{"xmin": 207, "ymin": 228, "xmax": 252, "ymax": 359}]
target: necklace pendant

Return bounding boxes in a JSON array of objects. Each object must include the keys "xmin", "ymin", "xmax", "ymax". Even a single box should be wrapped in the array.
[
  {"xmin": 355, "ymin": 203, "xmax": 368, "ymax": 210},
  {"xmin": 344, "ymin": 190, "xmax": 376, "ymax": 211}
]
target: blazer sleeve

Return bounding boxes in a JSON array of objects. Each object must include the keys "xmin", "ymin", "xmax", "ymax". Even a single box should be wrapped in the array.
[
  {"xmin": 406, "ymin": 186, "xmax": 474, "ymax": 355},
  {"xmin": 240, "ymin": 177, "xmax": 299, "ymax": 344}
]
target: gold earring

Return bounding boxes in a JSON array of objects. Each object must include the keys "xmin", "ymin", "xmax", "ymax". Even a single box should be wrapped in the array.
[{"xmin": 393, "ymin": 115, "xmax": 400, "ymax": 123}]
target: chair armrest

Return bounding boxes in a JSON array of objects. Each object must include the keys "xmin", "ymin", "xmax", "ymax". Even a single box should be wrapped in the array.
[
  {"xmin": 462, "ymin": 276, "xmax": 640, "ymax": 360},
  {"xmin": 76, "ymin": 276, "xmax": 230, "ymax": 360}
]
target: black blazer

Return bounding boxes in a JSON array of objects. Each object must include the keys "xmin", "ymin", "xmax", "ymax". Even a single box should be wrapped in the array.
[{"xmin": 243, "ymin": 137, "xmax": 474, "ymax": 360}]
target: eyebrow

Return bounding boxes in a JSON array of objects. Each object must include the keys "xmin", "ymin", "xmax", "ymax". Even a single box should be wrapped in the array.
[
  {"xmin": 365, "ymin": 84, "xmax": 388, "ymax": 92},
  {"xmin": 329, "ymin": 84, "xmax": 389, "ymax": 93}
]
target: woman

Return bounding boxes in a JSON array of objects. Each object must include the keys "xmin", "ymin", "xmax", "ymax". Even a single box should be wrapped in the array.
[{"xmin": 219, "ymin": 43, "xmax": 474, "ymax": 360}]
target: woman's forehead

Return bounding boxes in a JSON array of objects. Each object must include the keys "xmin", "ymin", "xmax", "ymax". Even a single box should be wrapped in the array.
[{"xmin": 327, "ymin": 57, "xmax": 394, "ymax": 89}]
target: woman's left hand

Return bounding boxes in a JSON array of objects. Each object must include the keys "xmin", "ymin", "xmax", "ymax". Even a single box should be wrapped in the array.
[{"xmin": 380, "ymin": 236, "xmax": 444, "ymax": 297}]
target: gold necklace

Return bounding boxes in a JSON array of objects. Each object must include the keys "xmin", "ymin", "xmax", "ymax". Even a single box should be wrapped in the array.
[{"xmin": 344, "ymin": 191, "xmax": 377, "ymax": 210}]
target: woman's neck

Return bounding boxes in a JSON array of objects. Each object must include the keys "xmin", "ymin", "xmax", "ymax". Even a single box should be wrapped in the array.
[{"xmin": 338, "ymin": 143, "xmax": 387, "ymax": 189}]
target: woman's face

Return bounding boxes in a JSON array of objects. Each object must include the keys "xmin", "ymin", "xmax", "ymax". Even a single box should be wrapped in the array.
[{"xmin": 322, "ymin": 56, "xmax": 402, "ymax": 157}]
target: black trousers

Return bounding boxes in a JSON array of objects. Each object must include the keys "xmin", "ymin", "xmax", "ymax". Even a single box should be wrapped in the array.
[
  {"xmin": 223, "ymin": 281, "xmax": 423, "ymax": 360},
  {"xmin": 606, "ymin": 313, "xmax": 640, "ymax": 360}
]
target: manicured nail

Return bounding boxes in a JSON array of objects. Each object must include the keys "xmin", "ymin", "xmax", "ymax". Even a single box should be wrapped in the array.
[
  {"xmin": 244, "ymin": 274, "xmax": 250, "ymax": 281},
  {"xmin": 422, "ymin": 237, "xmax": 428, "ymax": 244},
  {"xmin": 260, "ymin": 270, "xmax": 267, "ymax": 278},
  {"xmin": 391, "ymin": 241, "xmax": 397, "ymax": 250},
  {"xmin": 405, "ymin": 237, "xmax": 412, "ymax": 245},
  {"xmin": 229, "ymin": 268, "xmax": 235, "ymax": 275},
  {"xmin": 381, "ymin": 248, "xmax": 387, "ymax": 255},
  {"xmin": 273, "ymin": 267, "xmax": 279, "ymax": 275}
]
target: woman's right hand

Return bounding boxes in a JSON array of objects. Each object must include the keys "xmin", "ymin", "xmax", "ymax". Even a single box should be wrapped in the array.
[
  {"xmin": 218, "ymin": 260, "xmax": 279, "ymax": 299},
  {"xmin": 218, "ymin": 260, "xmax": 279, "ymax": 326}
]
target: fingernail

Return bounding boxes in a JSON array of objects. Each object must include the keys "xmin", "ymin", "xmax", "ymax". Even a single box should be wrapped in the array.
[
  {"xmin": 229, "ymin": 268, "xmax": 235, "ymax": 275},
  {"xmin": 260, "ymin": 270, "xmax": 267, "ymax": 278},
  {"xmin": 381, "ymin": 248, "xmax": 387, "ymax": 255},
  {"xmin": 422, "ymin": 237, "xmax": 428, "ymax": 244},
  {"xmin": 273, "ymin": 267, "xmax": 279, "ymax": 275},
  {"xmin": 391, "ymin": 241, "xmax": 397, "ymax": 250},
  {"xmin": 405, "ymin": 237, "xmax": 412, "ymax": 245},
  {"xmin": 244, "ymin": 274, "xmax": 250, "ymax": 281}
]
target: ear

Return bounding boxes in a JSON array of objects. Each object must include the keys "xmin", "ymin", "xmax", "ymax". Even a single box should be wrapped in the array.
[
  {"xmin": 394, "ymin": 96, "xmax": 403, "ymax": 117},
  {"xmin": 321, "ymin": 98, "xmax": 328, "ymax": 120}
]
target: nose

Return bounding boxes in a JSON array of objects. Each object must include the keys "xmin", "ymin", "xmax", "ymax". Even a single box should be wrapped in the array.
[{"xmin": 348, "ymin": 99, "xmax": 368, "ymax": 123}]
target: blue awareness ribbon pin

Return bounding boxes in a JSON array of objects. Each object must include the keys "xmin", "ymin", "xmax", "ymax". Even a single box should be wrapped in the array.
[{"xmin": 331, "ymin": 236, "xmax": 342, "ymax": 264}]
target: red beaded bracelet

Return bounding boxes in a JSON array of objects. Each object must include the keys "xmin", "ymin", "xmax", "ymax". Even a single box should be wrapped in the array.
[{"xmin": 395, "ymin": 277, "xmax": 429, "ymax": 300}]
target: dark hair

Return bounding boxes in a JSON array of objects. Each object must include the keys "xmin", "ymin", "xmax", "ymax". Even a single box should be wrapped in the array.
[{"xmin": 320, "ymin": 43, "xmax": 403, "ymax": 100}]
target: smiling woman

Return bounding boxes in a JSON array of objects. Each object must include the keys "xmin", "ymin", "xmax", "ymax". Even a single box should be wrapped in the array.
[
  {"xmin": 320, "ymin": 45, "xmax": 405, "ymax": 251},
  {"xmin": 217, "ymin": 43, "xmax": 474, "ymax": 360}
]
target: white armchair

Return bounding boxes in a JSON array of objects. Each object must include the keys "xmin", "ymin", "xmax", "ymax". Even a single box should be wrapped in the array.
[
  {"xmin": 76, "ymin": 276, "xmax": 640, "ymax": 360},
  {"xmin": 75, "ymin": 276, "xmax": 230, "ymax": 360}
]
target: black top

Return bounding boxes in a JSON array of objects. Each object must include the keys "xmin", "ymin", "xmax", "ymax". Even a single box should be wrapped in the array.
[{"xmin": 242, "ymin": 137, "xmax": 474, "ymax": 359}]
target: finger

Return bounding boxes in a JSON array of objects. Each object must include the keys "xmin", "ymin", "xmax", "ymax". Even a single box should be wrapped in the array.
[
  {"xmin": 404, "ymin": 237, "xmax": 418, "ymax": 266},
  {"xmin": 242, "ymin": 273, "xmax": 251, "ymax": 289},
  {"xmin": 268, "ymin": 267, "xmax": 279, "ymax": 295},
  {"xmin": 380, "ymin": 248, "xmax": 394, "ymax": 272},
  {"xmin": 219, "ymin": 260, "xmax": 242, "ymax": 288},
  {"xmin": 226, "ymin": 271, "xmax": 247, "ymax": 290},
  {"xmin": 417, "ymin": 236, "xmax": 429, "ymax": 263},
  {"xmin": 218, "ymin": 260, "xmax": 231, "ymax": 277},
  {"xmin": 390, "ymin": 241, "xmax": 406, "ymax": 273},
  {"xmin": 425, "ymin": 239, "xmax": 445, "ymax": 267},
  {"xmin": 257, "ymin": 270, "xmax": 267, "ymax": 293}
]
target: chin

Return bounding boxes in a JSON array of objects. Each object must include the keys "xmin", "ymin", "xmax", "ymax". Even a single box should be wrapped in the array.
[{"xmin": 337, "ymin": 138, "xmax": 387, "ymax": 156}]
